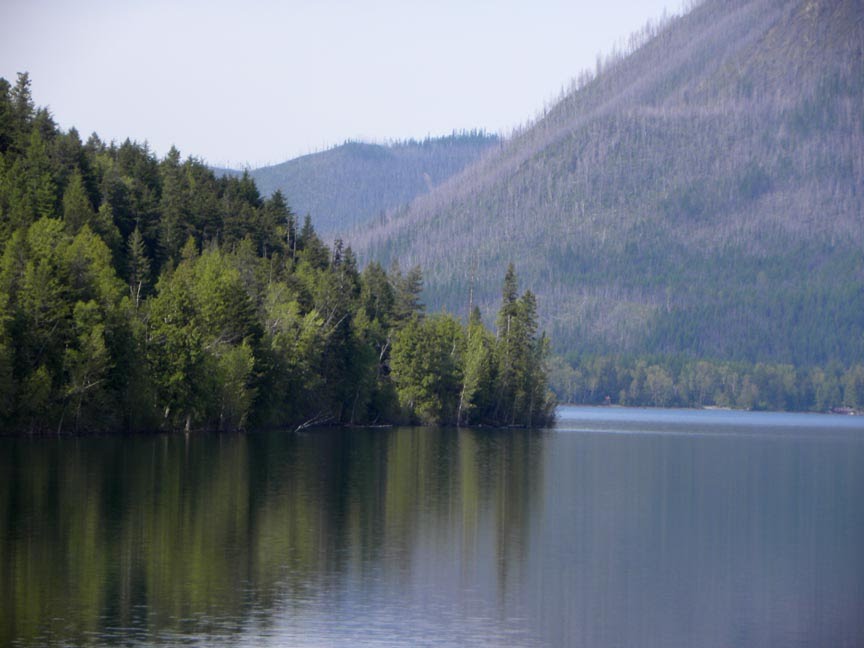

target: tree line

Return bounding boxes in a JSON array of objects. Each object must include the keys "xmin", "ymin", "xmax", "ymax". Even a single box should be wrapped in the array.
[
  {"xmin": 0, "ymin": 73, "xmax": 554, "ymax": 433},
  {"xmin": 551, "ymin": 355, "xmax": 864, "ymax": 413}
]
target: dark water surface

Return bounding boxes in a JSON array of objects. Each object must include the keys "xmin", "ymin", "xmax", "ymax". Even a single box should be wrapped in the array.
[{"xmin": 2, "ymin": 406, "xmax": 863, "ymax": 647}]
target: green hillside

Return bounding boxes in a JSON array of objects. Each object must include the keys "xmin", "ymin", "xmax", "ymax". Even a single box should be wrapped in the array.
[
  {"xmin": 223, "ymin": 133, "xmax": 500, "ymax": 235},
  {"xmin": 353, "ymin": 0, "xmax": 864, "ymax": 368}
]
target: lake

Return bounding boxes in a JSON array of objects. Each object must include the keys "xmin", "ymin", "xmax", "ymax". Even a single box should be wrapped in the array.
[{"xmin": 2, "ymin": 406, "xmax": 863, "ymax": 647}]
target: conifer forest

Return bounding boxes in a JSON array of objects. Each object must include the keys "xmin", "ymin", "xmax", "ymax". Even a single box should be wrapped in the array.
[{"xmin": 0, "ymin": 74, "xmax": 555, "ymax": 433}]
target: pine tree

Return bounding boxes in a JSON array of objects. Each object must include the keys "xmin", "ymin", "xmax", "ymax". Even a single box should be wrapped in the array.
[
  {"xmin": 260, "ymin": 189, "xmax": 291, "ymax": 258},
  {"xmin": 457, "ymin": 306, "xmax": 496, "ymax": 425},
  {"xmin": 9, "ymin": 72, "xmax": 34, "ymax": 153},
  {"xmin": 62, "ymin": 169, "xmax": 95, "ymax": 234},
  {"xmin": 0, "ymin": 78, "xmax": 14, "ymax": 154},
  {"xmin": 494, "ymin": 263, "xmax": 521, "ymax": 423},
  {"xmin": 392, "ymin": 263, "xmax": 424, "ymax": 325},
  {"xmin": 25, "ymin": 130, "xmax": 59, "ymax": 221},
  {"xmin": 127, "ymin": 225, "xmax": 150, "ymax": 307},
  {"xmin": 492, "ymin": 265, "xmax": 555, "ymax": 426},
  {"xmin": 0, "ymin": 283, "xmax": 14, "ymax": 421},
  {"xmin": 297, "ymin": 214, "xmax": 329, "ymax": 270},
  {"xmin": 158, "ymin": 146, "xmax": 190, "ymax": 261}
]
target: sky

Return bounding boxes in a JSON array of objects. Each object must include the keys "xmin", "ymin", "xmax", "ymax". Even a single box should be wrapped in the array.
[{"xmin": 1, "ymin": 0, "xmax": 687, "ymax": 169}]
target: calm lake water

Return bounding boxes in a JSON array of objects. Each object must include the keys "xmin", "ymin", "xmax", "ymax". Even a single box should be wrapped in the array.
[{"xmin": 2, "ymin": 406, "xmax": 863, "ymax": 647}]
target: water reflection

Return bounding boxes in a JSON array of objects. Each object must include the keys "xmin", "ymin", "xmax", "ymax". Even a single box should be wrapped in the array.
[
  {"xmin": 1, "ymin": 413, "xmax": 863, "ymax": 647},
  {"xmin": 0, "ymin": 428, "xmax": 544, "ymax": 646}
]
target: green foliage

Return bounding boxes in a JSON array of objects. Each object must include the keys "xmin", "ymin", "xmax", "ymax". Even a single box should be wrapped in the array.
[
  {"xmin": 551, "ymin": 353, "xmax": 864, "ymax": 413},
  {"xmin": 144, "ymin": 243, "xmax": 261, "ymax": 431},
  {"xmin": 390, "ymin": 266, "xmax": 555, "ymax": 427},
  {"xmin": 0, "ymin": 287, "xmax": 14, "ymax": 419},
  {"xmin": 391, "ymin": 314, "xmax": 465, "ymax": 424},
  {"xmin": 457, "ymin": 307, "xmax": 497, "ymax": 425},
  {"xmin": 491, "ymin": 268, "xmax": 556, "ymax": 426},
  {"xmin": 0, "ymin": 75, "xmax": 554, "ymax": 432},
  {"xmin": 62, "ymin": 169, "xmax": 95, "ymax": 233},
  {"xmin": 390, "ymin": 260, "xmax": 425, "ymax": 326},
  {"xmin": 63, "ymin": 300, "xmax": 112, "ymax": 430},
  {"xmin": 209, "ymin": 340, "xmax": 256, "ymax": 431},
  {"xmin": 0, "ymin": 215, "xmax": 130, "ymax": 431},
  {"xmin": 126, "ymin": 225, "xmax": 150, "ymax": 306}
]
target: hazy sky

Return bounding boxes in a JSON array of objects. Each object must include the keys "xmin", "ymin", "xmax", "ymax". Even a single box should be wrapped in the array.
[{"xmin": 2, "ymin": 0, "xmax": 686, "ymax": 168}]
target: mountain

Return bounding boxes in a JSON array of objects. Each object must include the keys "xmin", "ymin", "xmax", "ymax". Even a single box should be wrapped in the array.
[
  {"xmin": 221, "ymin": 132, "xmax": 500, "ymax": 236},
  {"xmin": 352, "ymin": 0, "xmax": 864, "ymax": 367}
]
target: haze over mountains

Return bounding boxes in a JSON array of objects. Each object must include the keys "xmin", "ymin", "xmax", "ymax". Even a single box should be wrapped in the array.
[
  {"xmin": 348, "ymin": 0, "xmax": 864, "ymax": 366},
  {"xmin": 220, "ymin": 0, "xmax": 863, "ymax": 369},
  {"xmin": 221, "ymin": 132, "xmax": 500, "ymax": 236}
]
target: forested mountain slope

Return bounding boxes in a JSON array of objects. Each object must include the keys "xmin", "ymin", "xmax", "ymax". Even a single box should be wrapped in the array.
[
  {"xmin": 222, "ymin": 133, "xmax": 500, "ymax": 235},
  {"xmin": 353, "ymin": 0, "xmax": 864, "ymax": 367}
]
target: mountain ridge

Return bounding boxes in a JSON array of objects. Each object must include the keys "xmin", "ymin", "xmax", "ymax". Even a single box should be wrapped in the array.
[
  {"xmin": 351, "ymin": 0, "xmax": 864, "ymax": 366},
  {"xmin": 218, "ymin": 132, "xmax": 500, "ymax": 236}
]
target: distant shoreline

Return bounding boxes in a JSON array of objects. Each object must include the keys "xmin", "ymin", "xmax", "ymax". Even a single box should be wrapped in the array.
[{"xmin": 555, "ymin": 403, "xmax": 861, "ymax": 417}]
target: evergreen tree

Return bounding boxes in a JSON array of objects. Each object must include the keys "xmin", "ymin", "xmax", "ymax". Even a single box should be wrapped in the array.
[
  {"xmin": 391, "ymin": 262, "xmax": 424, "ymax": 325},
  {"xmin": 186, "ymin": 159, "xmax": 222, "ymax": 243},
  {"xmin": 493, "ymin": 266, "xmax": 555, "ymax": 426},
  {"xmin": 0, "ymin": 282, "xmax": 14, "ymax": 421},
  {"xmin": 158, "ymin": 145, "xmax": 190, "ymax": 261},
  {"xmin": 0, "ymin": 78, "xmax": 14, "ymax": 154},
  {"xmin": 25, "ymin": 129, "xmax": 59, "ymax": 221},
  {"xmin": 494, "ymin": 263, "xmax": 521, "ymax": 423},
  {"xmin": 457, "ymin": 306, "xmax": 496, "ymax": 425},
  {"xmin": 62, "ymin": 169, "xmax": 95, "ymax": 233},
  {"xmin": 297, "ymin": 214, "xmax": 329, "ymax": 270},
  {"xmin": 259, "ymin": 189, "xmax": 291, "ymax": 257},
  {"xmin": 9, "ymin": 72, "xmax": 34, "ymax": 153},
  {"xmin": 127, "ymin": 225, "xmax": 150, "ymax": 307}
]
